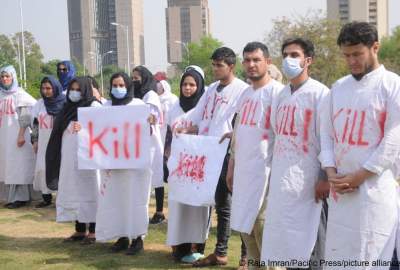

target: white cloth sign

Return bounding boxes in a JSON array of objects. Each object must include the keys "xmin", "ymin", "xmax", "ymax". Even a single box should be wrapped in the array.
[
  {"xmin": 77, "ymin": 105, "xmax": 151, "ymax": 169},
  {"xmin": 167, "ymin": 134, "xmax": 229, "ymax": 206}
]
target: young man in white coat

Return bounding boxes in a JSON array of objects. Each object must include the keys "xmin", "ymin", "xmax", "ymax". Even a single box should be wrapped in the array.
[{"xmin": 320, "ymin": 22, "xmax": 400, "ymax": 269}]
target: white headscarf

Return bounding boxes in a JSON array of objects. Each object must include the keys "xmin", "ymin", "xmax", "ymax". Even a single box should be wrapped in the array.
[
  {"xmin": 0, "ymin": 65, "xmax": 19, "ymax": 94},
  {"xmin": 158, "ymin": 80, "xmax": 178, "ymax": 104}
]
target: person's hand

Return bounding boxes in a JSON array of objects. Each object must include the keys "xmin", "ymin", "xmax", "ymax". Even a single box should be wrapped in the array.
[
  {"xmin": 314, "ymin": 180, "xmax": 330, "ymax": 203},
  {"xmin": 17, "ymin": 134, "xmax": 25, "ymax": 147},
  {"xmin": 226, "ymin": 158, "xmax": 235, "ymax": 192},
  {"xmin": 219, "ymin": 132, "xmax": 233, "ymax": 144},
  {"xmin": 72, "ymin": 121, "xmax": 82, "ymax": 133},
  {"xmin": 329, "ymin": 173, "xmax": 363, "ymax": 194},
  {"xmin": 147, "ymin": 114, "xmax": 156, "ymax": 125},
  {"xmin": 32, "ymin": 142, "xmax": 38, "ymax": 154}
]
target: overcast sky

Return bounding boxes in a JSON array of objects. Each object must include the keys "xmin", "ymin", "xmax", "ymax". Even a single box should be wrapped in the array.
[{"xmin": 1, "ymin": 0, "xmax": 399, "ymax": 72}]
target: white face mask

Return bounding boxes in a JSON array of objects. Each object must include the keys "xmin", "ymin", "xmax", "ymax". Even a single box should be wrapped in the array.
[
  {"xmin": 282, "ymin": 57, "xmax": 304, "ymax": 79},
  {"xmin": 68, "ymin": 90, "xmax": 82, "ymax": 102}
]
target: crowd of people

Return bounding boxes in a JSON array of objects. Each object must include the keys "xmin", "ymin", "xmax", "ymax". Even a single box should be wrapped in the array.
[{"xmin": 1, "ymin": 21, "xmax": 400, "ymax": 270}]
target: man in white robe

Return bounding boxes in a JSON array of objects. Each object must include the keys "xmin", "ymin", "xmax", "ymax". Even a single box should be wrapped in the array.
[{"xmin": 320, "ymin": 22, "xmax": 400, "ymax": 270}]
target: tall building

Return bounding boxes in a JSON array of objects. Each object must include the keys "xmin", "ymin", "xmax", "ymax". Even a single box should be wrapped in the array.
[
  {"xmin": 67, "ymin": 0, "xmax": 145, "ymax": 75},
  {"xmin": 327, "ymin": 0, "xmax": 389, "ymax": 39},
  {"xmin": 166, "ymin": 0, "xmax": 211, "ymax": 64}
]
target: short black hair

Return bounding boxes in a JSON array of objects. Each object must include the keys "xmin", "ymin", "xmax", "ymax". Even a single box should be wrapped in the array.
[
  {"xmin": 337, "ymin": 21, "xmax": 378, "ymax": 47},
  {"xmin": 211, "ymin": 47, "xmax": 236, "ymax": 65},
  {"xmin": 243, "ymin": 42, "xmax": 270, "ymax": 58},
  {"xmin": 281, "ymin": 37, "xmax": 315, "ymax": 58}
]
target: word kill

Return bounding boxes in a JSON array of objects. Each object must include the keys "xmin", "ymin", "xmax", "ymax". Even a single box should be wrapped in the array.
[
  {"xmin": 170, "ymin": 151, "xmax": 207, "ymax": 183},
  {"xmin": 87, "ymin": 121, "xmax": 142, "ymax": 159}
]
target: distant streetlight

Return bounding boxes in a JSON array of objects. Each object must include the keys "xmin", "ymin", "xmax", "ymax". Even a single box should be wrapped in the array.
[
  {"xmin": 111, "ymin": 22, "xmax": 130, "ymax": 73},
  {"xmin": 175, "ymin": 40, "xmax": 190, "ymax": 65},
  {"xmin": 83, "ymin": 53, "xmax": 95, "ymax": 76},
  {"xmin": 100, "ymin": 50, "xmax": 114, "ymax": 96}
]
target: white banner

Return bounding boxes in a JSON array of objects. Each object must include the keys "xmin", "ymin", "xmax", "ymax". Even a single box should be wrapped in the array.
[
  {"xmin": 77, "ymin": 105, "xmax": 151, "ymax": 169},
  {"xmin": 167, "ymin": 134, "xmax": 229, "ymax": 206}
]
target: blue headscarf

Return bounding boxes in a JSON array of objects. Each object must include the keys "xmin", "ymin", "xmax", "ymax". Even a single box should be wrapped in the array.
[
  {"xmin": 40, "ymin": 76, "xmax": 66, "ymax": 116},
  {"xmin": 0, "ymin": 65, "xmax": 19, "ymax": 93},
  {"xmin": 57, "ymin": 61, "xmax": 76, "ymax": 91}
]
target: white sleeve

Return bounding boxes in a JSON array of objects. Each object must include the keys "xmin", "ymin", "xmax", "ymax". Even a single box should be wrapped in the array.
[
  {"xmin": 187, "ymin": 90, "xmax": 208, "ymax": 125},
  {"xmin": 363, "ymin": 79, "xmax": 400, "ymax": 174},
  {"xmin": 318, "ymin": 90, "xmax": 336, "ymax": 168}
]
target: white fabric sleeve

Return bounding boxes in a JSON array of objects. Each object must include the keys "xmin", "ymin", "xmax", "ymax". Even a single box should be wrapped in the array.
[
  {"xmin": 363, "ymin": 79, "xmax": 400, "ymax": 174},
  {"xmin": 17, "ymin": 106, "xmax": 32, "ymax": 128},
  {"xmin": 187, "ymin": 90, "xmax": 208, "ymax": 125},
  {"xmin": 318, "ymin": 90, "xmax": 336, "ymax": 168}
]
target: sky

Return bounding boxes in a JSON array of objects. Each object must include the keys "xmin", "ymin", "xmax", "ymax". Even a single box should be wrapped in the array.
[{"xmin": 1, "ymin": 0, "xmax": 400, "ymax": 72}]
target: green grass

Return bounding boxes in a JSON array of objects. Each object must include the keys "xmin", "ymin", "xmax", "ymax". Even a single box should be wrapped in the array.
[{"xmin": 0, "ymin": 195, "xmax": 242, "ymax": 270}]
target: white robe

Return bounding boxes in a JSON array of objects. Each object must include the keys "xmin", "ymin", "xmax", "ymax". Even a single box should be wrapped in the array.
[
  {"xmin": 0, "ymin": 89, "xmax": 36, "ymax": 184},
  {"xmin": 32, "ymin": 99, "xmax": 54, "ymax": 194},
  {"xmin": 319, "ymin": 66, "xmax": 400, "ymax": 269},
  {"xmin": 96, "ymin": 99, "xmax": 152, "ymax": 241},
  {"xmin": 189, "ymin": 78, "xmax": 248, "ymax": 137},
  {"xmin": 261, "ymin": 79, "xmax": 329, "ymax": 267},
  {"xmin": 56, "ymin": 101, "xmax": 101, "ymax": 223},
  {"xmin": 166, "ymin": 103, "xmax": 210, "ymax": 245},
  {"xmin": 231, "ymin": 80, "xmax": 284, "ymax": 234},
  {"xmin": 158, "ymin": 81, "xmax": 178, "ymax": 145},
  {"xmin": 143, "ymin": 91, "xmax": 164, "ymax": 188}
]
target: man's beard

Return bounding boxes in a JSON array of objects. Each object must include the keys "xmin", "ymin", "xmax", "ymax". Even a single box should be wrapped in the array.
[
  {"xmin": 248, "ymin": 71, "xmax": 267, "ymax": 82},
  {"xmin": 351, "ymin": 58, "xmax": 375, "ymax": 81}
]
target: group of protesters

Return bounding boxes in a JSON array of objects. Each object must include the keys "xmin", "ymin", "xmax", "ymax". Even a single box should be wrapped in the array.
[{"xmin": 1, "ymin": 21, "xmax": 400, "ymax": 270}]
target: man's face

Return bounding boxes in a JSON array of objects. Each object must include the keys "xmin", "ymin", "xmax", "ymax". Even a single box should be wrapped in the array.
[
  {"xmin": 242, "ymin": 49, "xmax": 270, "ymax": 81},
  {"xmin": 57, "ymin": 64, "xmax": 68, "ymax": 74},
  {"xmin": 212, "ymin": 60, "xmax": 233, "ymax": 81},
  {"xmin": 340, "ymin": 42, "xmax": 379, "ymax": 79},
  {"xmin": 282, "ymin": 43, "xmax": 310, "ymax": 69}
]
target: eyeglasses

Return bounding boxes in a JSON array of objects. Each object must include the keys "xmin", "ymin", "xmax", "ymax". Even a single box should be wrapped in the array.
[{"xmin": 58, "ymin": 68, "xmax": 68, "ymax": 72}]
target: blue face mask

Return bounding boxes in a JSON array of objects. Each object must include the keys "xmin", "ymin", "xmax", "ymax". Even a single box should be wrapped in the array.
[
  {"xmin": 282, "ymin": 57, "xmax": 304, "ymax": 79},
  {"xmin": 68, "ymin": 90, "xmax": 82, "ymax": 102},
  {"xmin": 111, "ymin": 87, "xmax": 127, "ymax": 99}
]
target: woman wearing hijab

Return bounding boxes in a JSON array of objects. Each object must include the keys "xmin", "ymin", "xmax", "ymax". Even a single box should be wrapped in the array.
[
  {"xmin": 165, "ymin": 67, "xmax": 209, "ymax": 264},
  {"xmin": 31, "ymin": 76, "xmax": 66, "ymax": 208},
  {"xmin": 95, "ymin": 72, "xmax": 152, "ymax": 255},
  {"xmin": 131, "ymin": 66, "xmax": 165, "ymax": 212},
  {"xmin": 0, "ymin": 65, "xmax": 36, "ymax": 209},
  {"xmin": 57, "ymin": 60, "xmax": 76, "ymax": 92},
  {"xmin": 46, "ymin": 76, "xmax": 100, "ymax": 244},
  {"xmin": 149, "ymin": 79, "xmax": 179, "ymax": 225}
]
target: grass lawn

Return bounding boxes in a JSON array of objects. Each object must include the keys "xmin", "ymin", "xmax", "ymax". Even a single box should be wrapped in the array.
[{"xmin": 0, "ymin": 195, "xmax": 242, "ymax": 270}]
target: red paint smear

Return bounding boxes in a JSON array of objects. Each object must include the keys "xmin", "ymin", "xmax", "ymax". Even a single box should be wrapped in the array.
[
  {"xmin": 290, "ymin": 106, "xmax": 298, "ymax": 136},
  {"xmin": 302, "ymin": 109, "xmax": 313, "ymax": 153},
  {"xmin": 244, "ymin": 100, "xmax": 254, "ymax": 126},
  {"xmin": 264, "ymin": 106, "xmax": 271, "ymax": 130},
  {"xmin": 332, "ymin": 108, "xmax": 344, "ymax": 143},
  {"xmin": 278, "ymin": 106, "xmax": 287, "ymax": 134},
  {"xmin": 123, "ymin": 122, "xmax": 130, "ymax": 159},
  {"xmin": 331, "ymin": 189, "xmax": 338, "ymax": 202},
  {"xmin": 171, "ymin": 152, "xmax": 207, "ymax": 183},
  {"xmin": 378, "ymin": 111, "xmax": 387, "ymax": 141},
  {"xmin": 341, "ymin": 109, "xmax": 352, "ymax": 143},
  {"xmin": 88, "ymin": 121, "xmax": 109, "ymax": 158},
  {"xmin": 134, "ymin": 123, "xmax": 141, "ymax": 158},
  {"xmin": 348, "ymin": 110, "xmax": 358, "ymax": 145},
  {"xmin": 240, "ymin": 100, "xmax": 249, "ymax": 125},
  {"xmin": 357, "ymin": 111, "xmax": 368, "ymax": 146},
  {"xmin": 282, "ymin": 105, "xmax": 290, "ymax": 135},
  {"xmin": 249, "ymin": 101, "xmax": 258, "ymax": 126}
]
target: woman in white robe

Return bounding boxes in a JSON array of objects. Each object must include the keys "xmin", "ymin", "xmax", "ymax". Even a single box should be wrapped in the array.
[
  {"xmin": 166, "ymin": 67, "xmax": 210, "ymax": 263},
  {"xmin": 46, "ymin": 76, "xmax": 100, "ymax": 244},
  {"xmin": 95, "ymin": 72, "xmax": 152, "ymax": 256},
  {"xmin": 31, "ymin": 76, "xmax": 66, "ymax": 208},
  {"xmin": 0, "ymin": 65, "xmax": 36, "ymax": 209}
]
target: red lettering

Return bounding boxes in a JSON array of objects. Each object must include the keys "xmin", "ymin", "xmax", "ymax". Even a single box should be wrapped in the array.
[
  {"xmin": 289, "ymin": 106, "xmax": 298, "ymax": 136},
  {"xmin": 249, "ymin": 101, "xmax": 259, "ymax": 126},
  {"xmin": 278, "ymin": 106, "xmax": 287, "ymax": 134},
  {"xmin": 333, "ymin": 108, "xmax": 344, "ymax": 143},
  {"xmin": 302, "ymin": 109, "xmax": 313, "ymax": 153},
  {"xmin": 171, "ymin": 151, "xmax": 207, "ymax": 183},
  {"xmin": 39, "ymin": 114, "xmax": 49, "ymax": 129},
  {"xmin": 356, "ymin": 111, "xmax": 368, "ymax": 146},
  {"xmin": 378, "ymin": 111, "xmax": 386, "ymax": 141},
  {"xmin": 348, "ymin": 111, "xmax": 358, "ymax": 145},
  {"xmin": 240, "ymin": 100, "xmax": 249, "ymax": 125},
  {"xmin": 112, "ymin": 127, "xmax": 119, "ymax": 158},
  {"xmin": 341, "ymin": 109, "xmax": 352, "ymax": 143},
  {"xmin": 282, "ymin": 106, "xmax": 290, "ymax": 135},
  {"xmin": 88, "ymin": 121, "xmax": 109, "ymax": 158},
  {"xmin": 123, "ymin": 122, "xmax": 130, "ymax": 159},
  {"xmin": 134, "ymin": 123, "xmax": 141, "ymax": 158}
]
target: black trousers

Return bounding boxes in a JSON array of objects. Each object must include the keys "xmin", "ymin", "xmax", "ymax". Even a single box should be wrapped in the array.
[{"xmin": 75, "ymin": 221, "xmax": 96, "ymax": 234}]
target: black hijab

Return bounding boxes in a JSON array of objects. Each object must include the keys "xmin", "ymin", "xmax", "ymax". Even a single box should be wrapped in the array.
[
  {"xmin": 110, "ymin": 72, "xmax": 134, "ymax": 106},
  {"xmin": 45, "ymin": 76, "xmax": 98, "ymax": 190},
  {"xmin": 132, "ymin": 66, "xmax": 157, "ymax": 99},
  {"xmin": 40, "ymin": 76, "xmax": 66, "ymax": 116},
  {"xmin": 179, "ymin": 68, "xmax": 205, "ymax": 112}
]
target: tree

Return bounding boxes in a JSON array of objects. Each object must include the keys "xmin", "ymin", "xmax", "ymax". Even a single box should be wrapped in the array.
[
  {"xmin": 379, "ymin": 26, "xmax": 400, "ymax": 75},
  {"xmin": 178, "ymin": 36, "xmax": 223, "ymax": 85},
  {"xmin": 265, "ymin": 12, "xmax": 348, "ymax": 87},
  {"xmin": 0, "ymin": 35, "xmax": 17, "ymax": 68}
]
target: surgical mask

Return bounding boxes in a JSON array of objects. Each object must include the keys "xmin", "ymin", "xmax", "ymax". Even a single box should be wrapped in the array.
[
  {"xmin": 111, "ymin": 87, "xmax": 127, "ymax": 99},
  {"xmin": 68, "ymin": 90, "xmax": 81, "ymax": 102},
  {"xmin": 282, "ymin": 57, "xmax": 304, "ymax": 79}
]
